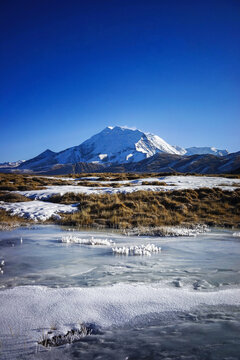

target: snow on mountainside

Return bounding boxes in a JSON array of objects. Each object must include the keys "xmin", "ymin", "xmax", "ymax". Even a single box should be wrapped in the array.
[
  {"xmin": 185, "ymin": 147, "xmax": 228, "ymax": 156},
  {"xmin": 10, "ymin": 126, "xmax": 230, "ymax": 173},
  {"xmin": 55, "ymin": 126, "xmax": 181, "ymax": 165},
  {"xmin": 0, "ymin": 160, "xmax": 25, "ymax": 168},
  {"xmin": 172, "ymin": 146, "xmax": 229, "ymax": 157}
]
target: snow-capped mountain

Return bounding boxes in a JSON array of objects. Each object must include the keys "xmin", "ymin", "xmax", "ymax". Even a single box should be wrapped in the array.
[
  {"xmin": 0, "ymin": 160, "xmax": 25, "ymax": 168},
  {"xmin": 54, "ymin": 126, "xmax": 181, "ymax": 165},
  {"xmin": 173, "ymin": 146, "xmax": 228, "ymax": 157},
  {"xmin": 11, "ymin": 125, "xmax": 229, "ymax": 173}
]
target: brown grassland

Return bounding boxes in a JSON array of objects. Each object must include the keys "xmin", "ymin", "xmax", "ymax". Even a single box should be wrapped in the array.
[
  {"xmin": 0, "ymin": 209, "xmax": 33, "ymax": 230},
  {"xmin": 0, "ymin": 173, "xmax": 74, "ymax": 191},
  {"xmin": 0, "ymin": 173, "xmax": 240, "ymax": 230},
  {"xmin": 49, "ymin": 188, "xmax": 240, "ymax": 229}
]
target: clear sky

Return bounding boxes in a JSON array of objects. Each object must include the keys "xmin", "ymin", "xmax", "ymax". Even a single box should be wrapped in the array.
[{"xmin": 0, "ymin": 0, "xmax": 239, "ymax": 162}]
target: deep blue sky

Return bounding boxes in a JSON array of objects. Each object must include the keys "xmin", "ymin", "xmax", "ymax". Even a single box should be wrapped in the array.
[{"xmin": 0, "ymin": 0, "xmax": 239, "ymax": 162}]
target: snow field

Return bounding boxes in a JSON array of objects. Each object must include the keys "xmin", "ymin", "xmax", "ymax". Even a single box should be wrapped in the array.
[{"xmin": 0, "ymin": 284, "xmax": 240, "ymax": 337}]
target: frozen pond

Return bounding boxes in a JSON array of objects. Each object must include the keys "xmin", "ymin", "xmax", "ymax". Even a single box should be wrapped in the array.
[{"xmin": 0, "ymin": 225, "xmax": 240, "ymax": 359}]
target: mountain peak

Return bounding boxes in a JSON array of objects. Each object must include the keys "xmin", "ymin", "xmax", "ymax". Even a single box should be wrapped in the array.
[
  {"xmin": 106, "ymin": 125, "xmax": 139, "ymax": 132},
  {"xmin": 42, "ymin": 149, "xmax": 55, "ymax": 155}
]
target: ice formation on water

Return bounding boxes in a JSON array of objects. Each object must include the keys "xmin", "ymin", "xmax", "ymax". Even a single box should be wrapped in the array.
[
  {"xmin": 112, "ymin": 243, "xmax": 161, "ymax": 256},
  {"xmin": 61, "ymin": 235, "xmax": 114, "ymax": 246},
  {"xmin": 0, "ymin": 259, "xmax": 5, "ymax": 274},
  {"xmin": 125, "ymin": 224, "xmax": 209, "ymax": 237},
  {"xmin": 233, "ymin": 232, "xmax": 240, "ymax": 237}
]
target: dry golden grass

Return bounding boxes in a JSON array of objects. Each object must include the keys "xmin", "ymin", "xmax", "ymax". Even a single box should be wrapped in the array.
[
  {"xmin": 1, "ymin": 173, "xmax": 239, "ymax": 230},
  {"xmin": 0, "ymin": 192, "xmax": 31, "ymax": 202},
  {"xmin": 0, "ymin": 209, "xmax": 33, "ymax": 230},
  {"xmin": 141, "ymin": 181, "xmax": 167, "ymax": 186},
  {"xmin": 0, "ymin": 173, "xmax": 74, "ymax": 191},
  {"xmin": 50, "ymin": 188, "xmax": 240, "ymax": 229}
]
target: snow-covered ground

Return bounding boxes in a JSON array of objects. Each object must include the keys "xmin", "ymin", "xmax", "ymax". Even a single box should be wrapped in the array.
[
  {"xmin": 0, "ymin": 200, "xmax": 78, "ymax": 221},
  {"xmin": 14, "ymin": 175, "xmax": 240, "ymax": 200},
  {"xmin": 0, "ymin": 283, "xmax": 239, "ymax": 359},
  {"xmin": 0, "ymin": 284, "xmax": 239, "ymax": 342}
]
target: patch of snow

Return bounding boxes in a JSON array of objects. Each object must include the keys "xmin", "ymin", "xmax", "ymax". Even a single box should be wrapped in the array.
[
  {"xmin": 77, "ymin": 176, "xmax": 100, "ymax": 180},
  {"xmin": 98, "ymin": 154, "xmax": 108, "ymax": 160},
  {"xmin": 0, "ymin": 201, "xmax": 78, "ymax": 222},
  {"xmin": 126, "ymin": 153, "xmax": 133, "ymax": 161}
]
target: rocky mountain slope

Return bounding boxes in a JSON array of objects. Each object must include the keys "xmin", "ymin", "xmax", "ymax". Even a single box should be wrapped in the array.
[{"xmin": 1, "ymin": 126, "xmax": 236, "ymax": 174}]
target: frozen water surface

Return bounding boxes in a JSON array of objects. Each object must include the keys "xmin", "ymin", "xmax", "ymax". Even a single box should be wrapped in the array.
[{"xmin": 0, "ymin": 225, "xmax": 240, "ymax": 359}]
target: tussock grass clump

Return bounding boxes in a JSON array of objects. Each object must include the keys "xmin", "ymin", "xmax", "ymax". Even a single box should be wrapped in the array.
[
  {"xmin": 141, "ymin": 181, "xmax": 167, "ymax": 186},
  {"xmin": 0, "ymin": 209, "xmax": 33, "ymax": 230},
  {"xmin": 0, "ymin": 192, "xmax": 31, "ymax": 203},
  {"xmin": 52, "ymin": 188, "xmax": 240, "ymax": 229},
  {"xmin": 38, "ymin": 323, "xmax": 99, "ymax": 347}
]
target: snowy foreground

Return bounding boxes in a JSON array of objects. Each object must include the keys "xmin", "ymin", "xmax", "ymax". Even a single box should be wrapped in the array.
[{"xmin": 0, "ymin": 284, "xmax": 240, "ymax": 345}]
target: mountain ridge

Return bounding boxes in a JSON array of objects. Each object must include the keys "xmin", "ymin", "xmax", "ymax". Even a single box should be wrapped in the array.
[
  {"xmin": 18, "ymin": 126, "xmax": 229, "ymax": 169},
  {"xmin": 1, "ymin": 126, "xmax": 237, "ymax": 174}
]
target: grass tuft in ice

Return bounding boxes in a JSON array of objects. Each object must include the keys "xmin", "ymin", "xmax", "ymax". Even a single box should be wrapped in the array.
[{"xmin": 38, "ymin": 323, "xmax": 99, "ymax": 347}]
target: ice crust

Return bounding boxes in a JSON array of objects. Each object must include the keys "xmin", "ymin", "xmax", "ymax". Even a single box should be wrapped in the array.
[{"xmin": 0, "ymin": 284, "xmax": 240, "ymax": 337}]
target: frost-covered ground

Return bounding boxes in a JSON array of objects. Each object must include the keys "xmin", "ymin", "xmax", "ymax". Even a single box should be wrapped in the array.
[{"xmin": 15, "ymin": 175, "xmax": 240, "ymax": 200}]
